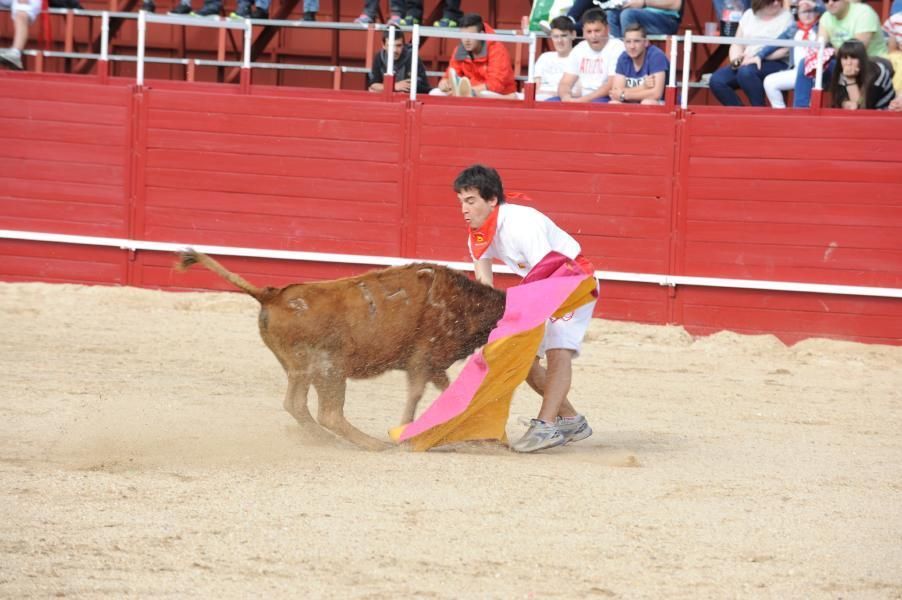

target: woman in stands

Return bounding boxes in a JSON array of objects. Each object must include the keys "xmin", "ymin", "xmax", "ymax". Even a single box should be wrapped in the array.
[
  {"xmin": 709, "ymin": 0, "xmax": 793, "ymax": 106},
  {"xmin": 828, "ymin": 39, "xmax": 897, "ymax": 110}
]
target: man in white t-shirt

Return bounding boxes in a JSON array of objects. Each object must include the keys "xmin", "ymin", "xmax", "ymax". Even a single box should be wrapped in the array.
[
  {"xmin": 556, "ymin": 8, "xmax": 626, "ymax": 103},
  {"xmin": 534, "ymin": 16, "xmax": 578, "ymax": 101},
  {"xmin": 455, "ymin": 164, "xmax": 598, "ymax": 453},
  {"xmin": 0, "ymin": 0, "xmax": 41, "ymax": 70}
]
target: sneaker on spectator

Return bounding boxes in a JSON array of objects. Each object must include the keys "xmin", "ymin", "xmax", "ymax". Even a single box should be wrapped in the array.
[
  {"xmin": 556, "ymin": 414, "xmax": 593, "ymax": 444},
  {"xmin": 141, "ymin": 0, "xmax": 155, "ymax": 11},
  {"xmin": 194, "ymin": 1, "xmax": 222, "ymax": 16},
  {"xmin": 433, "ymin": 17, "xmax": 457, "ymax": 27},
  {"xmin": 302, "ymin": 10, "xmax": 316, "ymax": 20},
  {"xmin": 455, "ymin": 76, "xmax": 473, "ymax": 97},
  {"xmin": 227, "ymin": 2, "xmax": 248, "ymax": 17},
  {"xmin": 510, "ymin": 419, "xmax": 565, "ymax": 453},
  {"xmin": 353, "ymin": 13, "xmax": 374, "ymax": 24},
  {"xmin": 387, "ymin": 13, "xmax": 402, "ymax": 26},
  {"xmin": 168, "ymin": 3, "xmax": 191, "ymax": 14},
  {"xmin": 398, "ymin": 15, "xmax": 419, "ymax": 25},
  {"xmin": 248, "ymin": 5, "xmax": 267, "ymax": 18},
  {"xmin": 593, "ymin": 0, "xmax": 627, "ymax": 9},
  {"xmin": 0, "ymin": 47, "xmax": 23, "ymax": 70},
  {"xmin": 538, "ymin": 19, "xmax": 552, "ymax": 34}
]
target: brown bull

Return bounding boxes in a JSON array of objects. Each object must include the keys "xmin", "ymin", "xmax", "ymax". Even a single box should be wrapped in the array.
[{"xmin": 176, "ymin": 250, "xmax": 505, "ymax": 450}]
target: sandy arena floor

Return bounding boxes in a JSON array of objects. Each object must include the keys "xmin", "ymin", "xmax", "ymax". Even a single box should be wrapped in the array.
[{"xmin": 1, "ymin": 281, "xmax": 900, "ymax": 599}]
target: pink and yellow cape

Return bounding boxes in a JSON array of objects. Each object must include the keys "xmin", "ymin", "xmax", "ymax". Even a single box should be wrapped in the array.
[{"xmin": 389, "ymin": 252, "xmax": 597, "ymax": 451}]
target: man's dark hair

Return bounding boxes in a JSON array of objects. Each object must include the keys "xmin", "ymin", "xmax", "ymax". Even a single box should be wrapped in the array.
[
  {"xmin": 381, "ymin": 28, "xmax": 406, "ymax": 43},
  {"xmin": 624, "ymin": 22, "xmax": 647, "ymax": 37},
  {"xmin": 581, "ymin": 8, "xmax": 607, "ymax": 25},
  {"xmin": 459, "ymin": 13, "xmax": 485, "ymax": 31},
  {"xmin": 453, "ymin": 164, "xmax": 506, "ymax": 204},
  {"xmin": 550, "ymin": 15, "xmax": 576, "ymax": 32}
]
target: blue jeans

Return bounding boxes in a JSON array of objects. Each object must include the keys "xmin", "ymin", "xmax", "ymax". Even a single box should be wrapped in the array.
[
  {"xmin": 712, "ymin": 0, "xmax": 749, "ymax": 19},
  {"xmin": 791, "ymin": 58, "xmax": 835, "ymax": 108},
  {"xmin": 241, "ymin": 0, "xmax": 315, "ymax": 11},
  {"xmin": 710, "ymin": 60, "xmax": 788, "ymax": 106},
  {"xmin": 892, "ymin": 0, "xmax": 902, "ymax": 14},
  {"xmin": 545, "ymin": 96, "xmax": 610, "ymax": 103},
  {"xmin": 607, "ymin": 8, "xmax": 681, "ymax": 38}
]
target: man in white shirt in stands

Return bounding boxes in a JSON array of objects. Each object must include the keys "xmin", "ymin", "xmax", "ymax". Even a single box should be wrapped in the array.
[
  {"xmin": 534, "ymin": 16, "xmax": 579, "ymax": 101},
  {"xmin": 555, "ymin": 8, "xmax": 626, "ymax": 103},
  {"xmin": 456, "ymin": 164, "xmax": 598, "ymax": 453}
]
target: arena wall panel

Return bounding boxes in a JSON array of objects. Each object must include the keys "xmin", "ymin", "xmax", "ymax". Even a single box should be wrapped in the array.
[{"xmin": 0, "ymin": 74, "xmax": 900, "ymax": 344}]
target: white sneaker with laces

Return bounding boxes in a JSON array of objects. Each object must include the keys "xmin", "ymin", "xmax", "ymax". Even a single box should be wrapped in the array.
[
  {"xmin": 0, "ymin": 48, "xmax": 23, "ymax": 70},
  {"xmin": 510, "ymin": 419, "xmax": 566, "ymax": 453},
  {"xmin": 556, "ymin": 414, "xmax": 593, "ymax": 444}
]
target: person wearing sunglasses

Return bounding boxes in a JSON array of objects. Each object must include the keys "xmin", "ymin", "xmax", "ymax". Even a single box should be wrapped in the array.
[
  {"xmin": 791, "ymin": 0, "xmax": 887, "ymax": 107},
  {"xmin": 757, "ymin": 0, "xmax": 824, "ymax": 108}
]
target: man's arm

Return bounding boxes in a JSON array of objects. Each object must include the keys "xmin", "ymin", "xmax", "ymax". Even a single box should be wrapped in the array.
[
  {"xmin": 558, "ymin": 72, "xmax": 579, "ymax": 100},
  {"xmin": 474, "ymin": 259, "xmax": 494, "ymax": 286},
  {"xmin": 608, "ymin": 74, "xmax": 627, "ymax": 102}
]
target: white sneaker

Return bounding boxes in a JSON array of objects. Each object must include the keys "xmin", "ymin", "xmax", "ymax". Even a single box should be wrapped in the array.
[
  {"xmin": 510, "ymin": 419, "xmax": 566, "ymax": 453},
  {"xmin": 0, "ymin": 48, "xmax": 23, "ymax": 71},
  {"xmin": 593, "ymin": 0, "xmax": 627, "ymax": 10},
  {"xmin": 556, "ymin": 415, "xmax": 593, "ymax": 444}
]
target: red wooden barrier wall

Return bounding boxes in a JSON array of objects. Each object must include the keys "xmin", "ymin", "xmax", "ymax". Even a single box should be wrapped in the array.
[{"xmin": 1, "ymin": 73, "xmax": 900, "ymax": 345}]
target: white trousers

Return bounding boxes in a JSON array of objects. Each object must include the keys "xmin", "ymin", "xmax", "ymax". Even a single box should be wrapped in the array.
[{"xmin": 763, "ymin": 68, "xmax": 797, "ymax": 109}]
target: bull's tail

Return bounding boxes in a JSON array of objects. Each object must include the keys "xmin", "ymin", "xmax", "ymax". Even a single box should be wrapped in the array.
[{"xmin": 176, "ymin": 249, "xmax": 270, "ymax": 303}]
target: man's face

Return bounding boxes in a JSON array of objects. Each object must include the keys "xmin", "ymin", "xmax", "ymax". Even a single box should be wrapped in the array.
[
  {"xmin": 458, "ymin": 187, "xmax": 497, "ymax": 228},
  {"xmin": 582, "ymin": 21, "xmax": 608, "ymax": 51},
  {"xmin": 550, "ymin": 28, "xmax": 575, "ymax": 54},
  {"xmin": 384, "ymin": 37, "xmax": 404, "ymax": 61},
  {"xmin": 623, "ymin": 30, "xmax": 648, "ymax": 59},
  {"xmin": 825, "ymin": 0, "xmax": 846, "ymax": 17},
  {"xmin": 461, "ymin": 26, "xmax": 483, "ymax": 54}
]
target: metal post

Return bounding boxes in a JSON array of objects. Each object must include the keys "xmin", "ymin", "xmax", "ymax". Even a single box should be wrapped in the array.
[
  {"xmin": 668, "ymin": 35, "xmax": 677, "ymax": 88},
  {"xmin": 137, "ymin": 9, "xmax": 146, "ymax": 86},
  {"xmin": 409, "ymin": 24, "xmax": 419, "ymax": 102},
  {"xmin": 527, "ymin": 32, "xmax": 536, "ymax": 84},
  {"xmin": 386, "ymin": 26, "xmax": 395, "ymax": 77},
  {"xmin": 680, "ymin": 31, "xmax": 692, "ymax": 109},
  {"xmin": 814, "ymin": 40, "xmax": 824, "ymax": 91},
  {"xmin": 101, "ymin": 11, "xmax": 109, "ymax": 61}
]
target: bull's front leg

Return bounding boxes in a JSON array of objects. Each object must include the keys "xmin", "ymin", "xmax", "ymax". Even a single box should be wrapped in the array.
[
  {"xmin": 402, "ymin": 370, "xmax": 430, "ymax": 425},
  {"xmin": 315, "ymin": 378, "xmax": 391, "ymax": 451}
]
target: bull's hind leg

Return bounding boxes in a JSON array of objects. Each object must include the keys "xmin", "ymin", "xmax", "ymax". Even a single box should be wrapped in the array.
[
  {"xmin": 314, "ymin": 378, "xmax": 391, "ymax": 451},
  {"xmin": 283, "ymin": 375, "xmax": 318, "ymax": 428}
]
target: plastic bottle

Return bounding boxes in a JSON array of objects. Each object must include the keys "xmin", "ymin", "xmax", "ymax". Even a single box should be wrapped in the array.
[{"xmin": 720, "ymin": 0, "xmax": 744, "ymax": 37}]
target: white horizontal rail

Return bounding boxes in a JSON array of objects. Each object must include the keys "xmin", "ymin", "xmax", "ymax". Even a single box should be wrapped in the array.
[{"xmin": 2, "ymin": 230, "xmax": 900, "ymax": 299}]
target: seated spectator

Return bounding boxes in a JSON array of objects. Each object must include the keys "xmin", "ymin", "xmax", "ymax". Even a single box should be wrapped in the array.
[
  {"xmin": 609, "ymin": 23, "xmax": 669, "ymax": 103},
  {"xmin": 883, "ymin": 1, "xmax": 902, "ymax": 95},
  {"xmin": 791, "ymin": 0, "xmax": 887, "ymax": 108},
  {"xmin": 709, "ymin": 0, "xmax": 793, "ymax": 107},
  {"xmin": 603, "ymin": 0, "xmax": 684, "ymax": 39},
  {"xmin": 828, "ymin": 39, "xmax": 896, "ymax": 109},
  {"xmin": 533, "ymin": 16, "xmax": 578, "ymax": 100},
  {"xmin": 366, "ymin": 29, "xmax": 431, "ymax": 94},
  {"xmin": 555, "ymin": 8, "xmax": 626, "ymax": 102},
  {"xmin": 0, "ymin": 0, "xmax": 39, "ymax": 70},
  {"xmin": 761, "ymin": 0, "xmax": 823, "ymax": 108},
  {"xmin": 431, "ymin": 13, "xmax": 517, "ymax": 98}
]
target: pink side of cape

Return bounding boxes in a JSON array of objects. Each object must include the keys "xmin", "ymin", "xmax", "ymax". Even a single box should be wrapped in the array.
[{"xmin": 397, "ymin": 272, "xmax": 587, "ymax": 442}]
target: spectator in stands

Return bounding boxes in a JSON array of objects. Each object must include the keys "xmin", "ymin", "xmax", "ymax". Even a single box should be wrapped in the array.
[
  {"xmin": 533, "ymin": 16, "xmax": 578, "ymax": 100},
  {"xmin": 791, "ymin": 0, "xmax": 887, "ymax": 108},
  {"xmin": 356, "ymin": 0, "xmax": 461, "ymax": 27},
  {"xmin": 0, "ymin": 0, "xmax": 39, "ymax": 70},
  {"xmin": 828, "ymin": 39, "xmax": 896, "ymax": 109},
  {"xmin": 761, "ymin": 0, "xmax": 823, "ymax": 108},
  {"xmin": 555, "ymin": 8, "xmax": 626, "ymax": 102},
  {"xmin": 709, "ymin": 0, "xmax": 793, "ymax": 106},
  {"xmin": 431, "ymin": 13, "xmax": 517, "ymax": 98},
  {"xmin": 146, "ymin": 0, "xmax": 220, "ymax": 16},
  {"xmin": 603, "ymin": 0, "xmax": 684, "ymax": 39},
  {"xmin": 883, "ymin": 0, "xmax": 902, "ymax": 95},
  {"xmin": 230, "ymin": 0, "xmax": 270, "ymax": 19},
  {"xmin": 609, "ymin": 23, "xmax": 670, "ymax": 103},
  {"xmin": 367, "ymin": 29, "xmax": 431, "ymax": 94}
]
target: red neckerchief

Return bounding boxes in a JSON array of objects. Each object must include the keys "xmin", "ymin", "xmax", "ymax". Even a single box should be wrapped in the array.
[
  {"xmin": 797, "ymin": 19, "xmax": 816, "ymax": 39},
  {"xmin": 469, "ymin": 205, "xmax": 499, "ymax": 259}
]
